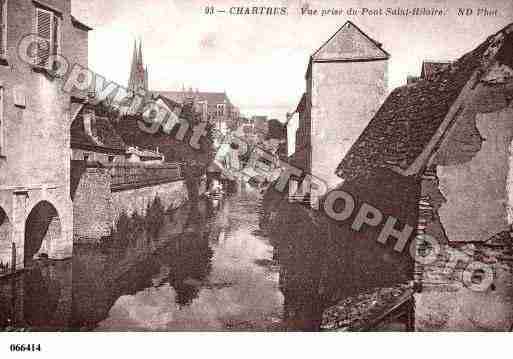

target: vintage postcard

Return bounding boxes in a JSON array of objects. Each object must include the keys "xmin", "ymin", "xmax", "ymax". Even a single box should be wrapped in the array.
[{"xmin": 0, "ymin": 0, "xmax": 512, "ymax": 353}]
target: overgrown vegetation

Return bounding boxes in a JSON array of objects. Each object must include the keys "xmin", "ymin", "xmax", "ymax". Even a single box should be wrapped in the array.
[
  {"xmin": 105, "ymin": 197, "xmax": 168, "ymax": 248},
  {"xmin": 108, "ymin": 99, "xmax": 216, "ymax": 202}
]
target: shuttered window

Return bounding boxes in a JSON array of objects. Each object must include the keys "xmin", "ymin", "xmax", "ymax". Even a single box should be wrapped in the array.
[
  {"xmin": 35, "ymin": 7, "xmax": 60, "ymax": 69},
  {"xmin": 216, "ymin": 104, "xmax": 225, "ymax": 116},
  {"xmin": 0, "ymin": 0, "xmax": 6, "ymax": 58},
  {"xmin": 52, "ymin": 13, "xmax": 59, "ymax": 60}
]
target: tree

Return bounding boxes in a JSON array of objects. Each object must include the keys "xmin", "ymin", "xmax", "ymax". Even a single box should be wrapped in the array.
[
  {"xmin": 266, "ymin": 119, "xmax": 286, "ymax": 140},
  {"xmin": 111, "ymin": 100, "xmax": 216, "ymax": 201}
]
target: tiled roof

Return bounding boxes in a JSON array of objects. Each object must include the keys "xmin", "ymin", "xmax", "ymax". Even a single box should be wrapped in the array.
[
  {"xmin": 71, "ymin": 105, "xmax": 126, "ymax": 153},
  {"xmin": 336, "ymin": 24, "xmax": 512, "ymax": 181},
  {"xmin": 321, "ymin": 282, "xmax": 413, "ymax": 331}
]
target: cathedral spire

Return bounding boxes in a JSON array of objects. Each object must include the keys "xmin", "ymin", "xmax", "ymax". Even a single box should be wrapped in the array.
[
  {"xmin": 138, "ymin": 39, "xmax": 143, "ymax": 67},
  {"xmin": 128, "ymin": 38, "xmax": 149, "ymax": 93},
  {"xmin": 145, "ymin": 65, "xmax": 149, "ymax": 91},
  {"xmin": 128, "ymin": 39, "xmax": 138, "ymax": 91}
]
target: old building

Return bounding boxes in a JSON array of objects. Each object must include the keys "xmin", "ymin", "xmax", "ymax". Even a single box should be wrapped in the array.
[
  {"xmin": 290, "ymin": 21, "xmax": 389, "ymax": 192},
  {"xmin": 125, "ymin": 146, "xmax": 163, "ymax": 164},
  {"xmin": 71, "ymin": 102, "xmax": 127, "ymax": 164},
  {"xmin": 71, "ymin": 100, "xmax": 166, "ymax": 166},
  {"xmin": 125, "ymin": 41, "xmax": 241, "ymax": 128},
  {"xmin": 0, "ymin": 0, "xmax": 91, "ymax": 273},
  {"xmin": 407, "ymin": 60, "xmax": 453, "ymax": 85},
  {"xmin": 335, "ymin": 22, "xmax": 513, "ymax": 331},
  {"xmin": 273, "ymin": 21, "xmax": 513, "ymax": 331},
  {"xmin": 252, "ymin": 115, "xmax": 268, "ymax": 135},
  {"xmin": 420, "ymin": 60, "xmax": 453, "ymax": 81},
  {"xmin": 158, "ymin": 88, "xmax": 238, "ymax": 134},
  {"xmin": 154, "ymin": 94, "xmax": 180, "ymax": 116},
  {"xmin": 285, "ymin": 111, "xmax": 299, "ymax": 157}
]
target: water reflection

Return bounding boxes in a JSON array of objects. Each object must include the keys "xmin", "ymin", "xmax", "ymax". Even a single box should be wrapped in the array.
[
  {"xmin": 167, "ymin": 231, "xmax": 213, "ymax": 307},
  {"xmin": 97, "ymin": 193, "xmax": 283, "ymax": 331},
  {"xmin": 0, "ymin": 260, "xmax": 72, "ymax": 331},
  {"xmin": 0, "ymin": 191, "xmax": 283, "ymax": 331}
]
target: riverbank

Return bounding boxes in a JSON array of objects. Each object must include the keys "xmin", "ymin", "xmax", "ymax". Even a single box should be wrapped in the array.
[{"xmin": 0, "ymin": 190, "xmax": 285, "ymax": 331}]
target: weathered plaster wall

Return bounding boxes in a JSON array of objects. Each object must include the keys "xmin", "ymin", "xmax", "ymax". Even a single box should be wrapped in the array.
[
  {"xmin": 0, "ymin": 0, "xmax": 86, "ymax": 269},
  {"xmin": 1, "ymin": 0, "xmax": 84, "ymax": 187},
  {"xmin": 437, "ymin": 108, "xmax": 513, "ymax": 242},
  {"xmin": 415, "ymin": 75, "xmax": 513, "ymax": 331},
  {"xmin": 415, "ymin": 242, "xmax": 513, "ymax": 331},
  {"xmin": 310, "ymin": 60, "xmax": 387, "ymax": 189}
]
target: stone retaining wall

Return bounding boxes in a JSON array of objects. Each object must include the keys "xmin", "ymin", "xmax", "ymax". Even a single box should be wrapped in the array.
[{"xmin": 72, "ymin": 165, "xmax": 188, "ymax": 242}]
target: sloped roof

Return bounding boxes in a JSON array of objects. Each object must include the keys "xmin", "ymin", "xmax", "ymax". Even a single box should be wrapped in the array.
[
  {"xmin": 157, "ymin": 91, "xmax": 231, "ymax": 106},
  {"xmin": 156, "ymin": 95, "xmax": 181, "ymax": 111},
  {"xmin": 126, "ymin": 146, "xmax": 163, "ymax": 160},
  {"xmin": 321, "ymin": 282, "xmax": 413, "ymax": 331},
  {"xmin": 71, "ymin": 16, "xmax": 93, "ymax": 31},
  {"xmin": 312, "ymin": 21, "xmax": 390, "ymax": 62},
  {"xmin": 335, "ymin": 24, "xmax": 513, "ymax": 181},
  {"xmin": 295, "ymin": 93, "xmax": 306, "ymax": 113},
  {"xmin": 71, "ymin": 105, "xmax": 126, "ymax": 153}
]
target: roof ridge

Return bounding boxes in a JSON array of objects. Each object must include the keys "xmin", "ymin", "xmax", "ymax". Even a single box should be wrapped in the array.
[
  {"xmin": 335, "ymin": 22, "xmax": 513, "ymax": 181},
  {"xmin": 422, "ymin": 59, "xmax": 453, "ymax": 64},
  {"xmin": 311, "ymin": 21, "xmax": 390, "ymax": 60}
]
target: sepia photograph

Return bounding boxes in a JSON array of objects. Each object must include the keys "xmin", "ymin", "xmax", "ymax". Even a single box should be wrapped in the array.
[{"xmin": 0, "ymin": 0, "xmax": 512, "ymax": 355}]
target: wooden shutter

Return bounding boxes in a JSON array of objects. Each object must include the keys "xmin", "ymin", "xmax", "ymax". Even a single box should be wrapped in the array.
[
  {"xmin": 52, "ymin": 14, "xmax": 59, "ymax": 55},
  {"xmin": 52, "ymin": 14, "xmax": 59, "ymax": 70},
  {"xmin": 0, "ymin": 87, "xmax": 3, "ymax": 155},
  {"xmin": 36, "ymin": 8, "xmax": 52, "ymax": 68},
  {"xmin": 0, "ymin": 0, "xmax": 5, "ymax": 57}
]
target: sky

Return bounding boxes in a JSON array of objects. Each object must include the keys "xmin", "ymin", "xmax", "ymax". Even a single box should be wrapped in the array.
[{"xmin": 71, "ymin": 0, "xmax": 513, "ymax": 121}]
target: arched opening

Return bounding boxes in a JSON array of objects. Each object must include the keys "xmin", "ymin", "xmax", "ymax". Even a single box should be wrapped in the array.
[
  {"xmin": 24, "ymin": 201, "xmax": 61, "ymax": 266},
  {"xmin": 0, "ymin": 206, "xmax": 12, "ymax": 273}
]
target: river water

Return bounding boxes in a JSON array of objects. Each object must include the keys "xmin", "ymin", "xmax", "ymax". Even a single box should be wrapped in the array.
[{"xmin": 0, "ymin": 190, "xmax": 284, "ymax": 331}]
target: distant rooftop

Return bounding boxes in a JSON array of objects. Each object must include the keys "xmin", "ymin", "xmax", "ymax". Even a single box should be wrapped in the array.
[
  {"xmin": 156, "ymin": 91, "xmax": 232, "ymax": 106},
  {"xmin": 421, "ymin": 60, "xmax": 454, "ymax": 81}
]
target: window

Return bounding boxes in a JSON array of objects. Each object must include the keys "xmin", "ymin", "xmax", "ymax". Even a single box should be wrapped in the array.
[
  {"xmin": 35, "ymin": 6, "xmax": 61, "ymax": 69},
  {"xmin": 83, "ymin": 153, "xmax": 90, "ymax": 162},
  {"xmin": 0, "ymin": 0, "xmax": 7, "ymax": 59},
  {"xmin": 216, "ymin": 104, "xmax": 225, "ymax": 116}
]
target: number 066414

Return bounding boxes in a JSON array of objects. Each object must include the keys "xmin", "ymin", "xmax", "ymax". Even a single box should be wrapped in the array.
[{"xmin": 10, "ymin": 344, "xmax": 41, "ymax": 352}]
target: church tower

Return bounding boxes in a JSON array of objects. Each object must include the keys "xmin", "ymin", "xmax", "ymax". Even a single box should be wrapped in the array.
[
  {"xmin": 128, "ymin": 40, "xmax": 149, "ymax": 93},
  {"xmin": 307, "ymin": 21, "xmax": 389, "ymax": 190}
]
